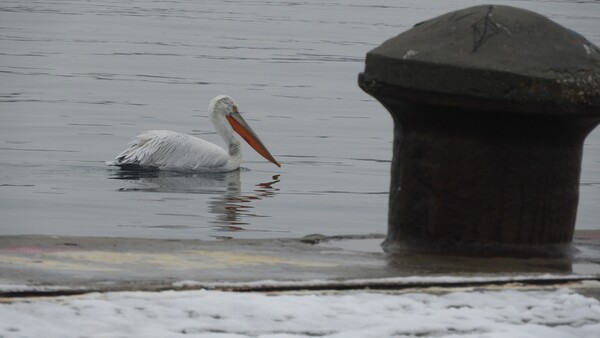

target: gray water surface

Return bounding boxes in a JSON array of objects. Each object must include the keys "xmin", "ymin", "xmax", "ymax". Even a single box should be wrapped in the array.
[{"xmin": 1, "ymin": 0, "xmax": 599, "ymax": 240}]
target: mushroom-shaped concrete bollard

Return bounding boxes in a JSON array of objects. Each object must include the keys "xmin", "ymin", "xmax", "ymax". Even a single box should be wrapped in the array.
[{"xmin": 359, "ymin": 5, "xmax": 600, "ymax": 257}]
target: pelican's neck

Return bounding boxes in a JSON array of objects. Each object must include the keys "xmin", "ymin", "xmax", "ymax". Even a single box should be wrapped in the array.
[{"xmin": 210, "ymin": 113, "xmax": 242, "ymax": 161}]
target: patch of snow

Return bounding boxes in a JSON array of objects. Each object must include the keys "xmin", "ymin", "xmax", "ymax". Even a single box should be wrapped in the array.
[
  {"xmin": 0, "ymin": 284, "xmax": 31, "ymax": 292},
  {"xmin": 174, "ymin": 274, "xmax": 596, "ymax": 290},
  {"xmin": 0, "ymin": 284, "xmax": 72, "ymax": 293},
  {"xmin": 1, "ymin": 288, "xmax": 599, "ymax": 337},
  {"xmin": 172, "ymin": 280, "xmax": 203, "ymax": 288},
  {"xmin": 496, "ymin": 23, "xmax": 513, "ymax": 35},
  {"xmin": 402, "ymin": 50, "xmax": 419, "ymax": 60}
]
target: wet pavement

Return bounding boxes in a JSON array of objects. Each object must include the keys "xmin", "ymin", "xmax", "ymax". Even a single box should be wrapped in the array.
[{"xmin": 1, "ymin": 231, "xmax": 599, "ymax": 297}]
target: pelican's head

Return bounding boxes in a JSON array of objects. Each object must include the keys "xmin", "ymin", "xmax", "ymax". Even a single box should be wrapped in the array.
[{"xmin": 208, "ymin": 95, "xmax": 281, "ymax": 168}]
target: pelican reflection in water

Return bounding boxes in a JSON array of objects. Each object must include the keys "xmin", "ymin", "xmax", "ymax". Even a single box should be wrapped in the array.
[{"xmin": 111, "ymin": 170, "xmax": 281, "ymax": 232}]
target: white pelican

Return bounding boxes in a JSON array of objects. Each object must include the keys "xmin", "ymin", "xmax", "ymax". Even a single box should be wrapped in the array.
[{"xmin": 108, "ymin": 95, "xmax": 280, "ymax": 172}]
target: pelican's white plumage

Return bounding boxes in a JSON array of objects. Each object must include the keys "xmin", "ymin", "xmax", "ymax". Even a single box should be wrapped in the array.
[
  {"xmin": 113, "ymin": 130, "xmax": 232, "ymax": 171},
  {"xmin": 108, "ymin": 95, "xmax": 280, "ymax": 172}
]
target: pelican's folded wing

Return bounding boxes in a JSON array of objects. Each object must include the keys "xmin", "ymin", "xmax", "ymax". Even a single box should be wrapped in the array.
[{"xmin": 112, "ymin": 130, "xmax": 229, "ymax": 171}]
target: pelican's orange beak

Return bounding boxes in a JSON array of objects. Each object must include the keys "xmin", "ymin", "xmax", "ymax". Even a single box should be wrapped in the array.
[{"xmin": 226, "ymin": 106, "xmax": 281, "ymax": 168}]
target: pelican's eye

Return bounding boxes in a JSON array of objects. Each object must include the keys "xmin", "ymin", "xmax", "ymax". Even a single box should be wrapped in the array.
[{"xmin": 231, "ymin": 105, "xmax": 238, "ymax": 113}]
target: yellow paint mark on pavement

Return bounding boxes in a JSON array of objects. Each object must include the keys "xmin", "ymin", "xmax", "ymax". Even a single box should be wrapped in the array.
[
  {"xmin": 51, "ymin": 251, "xmax": 212, "ymax": 270},
  {"xmin": 141, "ymin": 252, "xmax": 212, "ymax": 270},
  {"xmin": 188, "ymin": 250, "xmax": 337, "ymax": 267},
  {"xmin": 0, "ymin": 249, "xmax": 337, "ymax": 272}
]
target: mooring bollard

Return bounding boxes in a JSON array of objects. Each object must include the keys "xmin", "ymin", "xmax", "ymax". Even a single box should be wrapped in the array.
[{"xmin": 359, "ymin": 5, "xmax": 600, "ymax": 256}]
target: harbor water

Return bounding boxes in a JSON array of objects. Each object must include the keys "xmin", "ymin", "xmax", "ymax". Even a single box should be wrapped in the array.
[{"xmin": 1, "ymin": 0, "xmax": 599, "ymax": 240}]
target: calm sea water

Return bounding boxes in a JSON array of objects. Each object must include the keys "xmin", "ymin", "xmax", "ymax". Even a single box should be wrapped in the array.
[{"xmin": 1, "ymin": 0, "xmax": 599, "ymax": 240}]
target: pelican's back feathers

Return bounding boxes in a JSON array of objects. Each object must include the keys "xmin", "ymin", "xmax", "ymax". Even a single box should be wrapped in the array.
[{"xmin": 111, "ymin": 130, "xmax": 231, "ymax": 171}]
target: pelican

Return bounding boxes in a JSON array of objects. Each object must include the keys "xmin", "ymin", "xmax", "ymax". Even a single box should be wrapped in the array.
[{"xmin": 108, "ymin": 95, "xmax": 280, "ymax": 172}]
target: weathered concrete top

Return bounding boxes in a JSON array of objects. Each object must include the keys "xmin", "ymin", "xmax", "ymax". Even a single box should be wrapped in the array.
[
  {"xmin": 0, "ymin": 233, "xmax": 599, "ymax": 295},
  {"xmin": 360, "ymin": 5, "xmax": 600, "ymax": 114}
]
